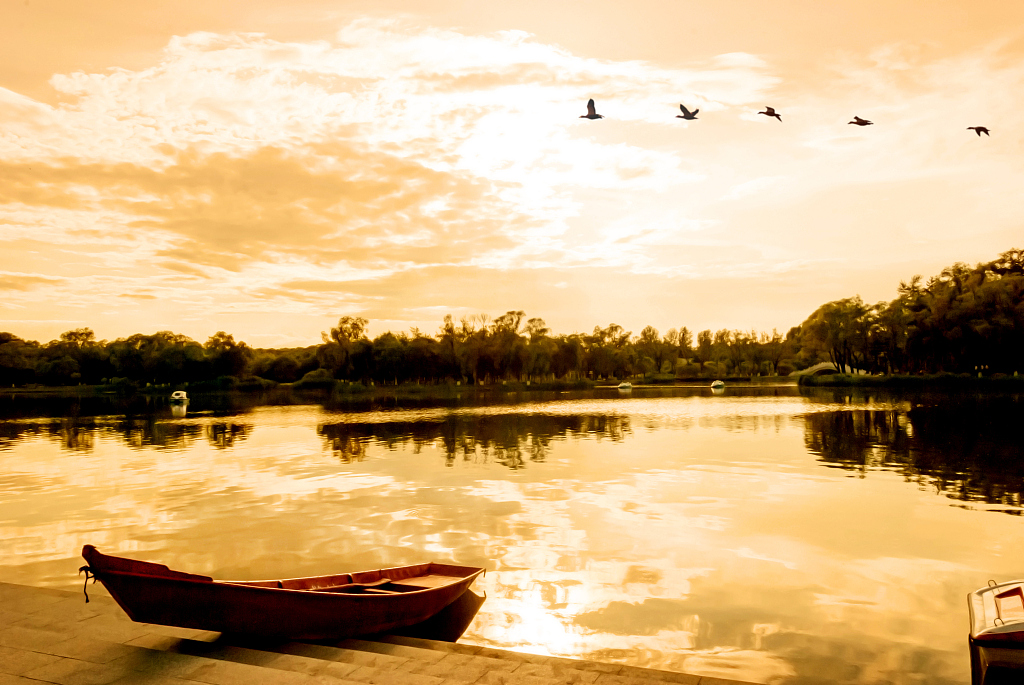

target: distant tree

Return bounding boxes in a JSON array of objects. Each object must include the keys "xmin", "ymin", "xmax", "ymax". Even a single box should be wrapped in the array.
[
  {"xmin": 0, "ymin": 334, "xmax": 38, "ymax": 386},
  {"xmin": 636, "ymin": 326, "xmax": 660, "ymax": 375},
  {"xmin": 325, "ymin": 316, "xmax": 368, "ymax": 345},
  {"xmin": 320, "ymin": 316, "xmax": 369, "ymax": 380},
  {"xmin": 677, "ymin": 327, "xmax": 694, "ymax": 359},
  {"xmin": 524, "ymin": 317, "xmax": 549, "ymax": 343},
  {"xmin": 695, "ymin": 330, "xmax": 713, "ymax": 372},
  {"xmin": 492, "ymin": 311, "xmax": 525, "ymax": 335},
  {"xmin": 268, "ymin": 355, "xmax": 300, "ymax": 383},
  {"xmin": 49, "ymin": 328, "xmax": 113, "ymax": 383},
  {"xmin": 406, "ymin": 332, "xmax": 441, "ymax": 382},
  {"xmin": 205, "ymin": 331, "xmax": 251, "ymax": 378},
  {"xmin": 551, "ymin": 334, "xmax": 584, "ymax": 379},
  {"xmin": 372, "ymin": 332, "xmax": 406, "ymax": 384},
  {"xmin": 711, "ymin": 329, "xmax": 733, "ymax": 374},
  {"xmin": 761, "ymin": 329, "xmax": 787, "ymax": 375},
  {"xmin": 434, "ymin": 314, "xmax": 463, "ymax": 380},
  {"xmin": 800, "ymin": 298, "xmax": 871, "ymax": 373},
  {"xmin": 59, "ymin": 328, "xmax": 96, "ymax": 346},
  {"xmin": 488, "ymin": 311, "xmax": 528, "ymax": 380}
]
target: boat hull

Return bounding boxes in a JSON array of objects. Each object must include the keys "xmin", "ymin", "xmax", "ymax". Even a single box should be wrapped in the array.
[{"xmin": 82, "ymin": 546, "xmax": 483, "ymax": 640}]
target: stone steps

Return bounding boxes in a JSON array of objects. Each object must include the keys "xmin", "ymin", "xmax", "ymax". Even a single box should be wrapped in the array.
[{"xmin": 0, "ymin": 582, "xmax": 761, "ymax": 685}]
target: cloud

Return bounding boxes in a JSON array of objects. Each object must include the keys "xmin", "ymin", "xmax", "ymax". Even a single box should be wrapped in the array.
[
  {"xmin": 0, "ymin": 143, "xmax": 524, "ymax": 269},
  {"xmin": 155, "ymin": 261, "xmax": 212, "ymax": 278},
  {"xmin": 0, "ymin": 273, "xmax": 63, "ymax": 291},
  {"xmin": 0, "ymin": 86, "xmax": 55, "ymax": 124},
  {"xmin": 0, "ymin": 21, "xmax": 776, "ymax": 289}
]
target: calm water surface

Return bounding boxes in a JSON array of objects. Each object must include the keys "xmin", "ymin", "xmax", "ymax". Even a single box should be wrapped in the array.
[{"xmin": 2, "ymin": 386, "xmax": 1023, "ymax": 685}]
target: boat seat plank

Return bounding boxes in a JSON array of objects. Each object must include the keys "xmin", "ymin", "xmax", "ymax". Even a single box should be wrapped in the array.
[
  {"xmin": 389, "ymin": 574, "xmax": 458, "ymax": 588},
  {"xmin": 315, "ymin": 578, "xmax": 395, "ymax": 593}
]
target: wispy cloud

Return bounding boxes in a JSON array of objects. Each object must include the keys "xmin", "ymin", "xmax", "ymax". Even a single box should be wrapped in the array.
[{"xmin": 0, "ymin": 272, "xmax": 64, "ymax": 291}]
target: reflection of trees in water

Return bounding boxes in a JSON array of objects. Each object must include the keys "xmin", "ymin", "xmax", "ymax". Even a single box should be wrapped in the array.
[
  {"xmin": 52, "ymin": 417, "xmax": 97, "ymax": 452},
  {"xmin": 1, "ymin": 418, "xmax": 100, "ymax": 452},
  {"xmin": 112, "ymin": 419, "xmax": 203, "ymax": 450},
  {"xmin": 206, "ymin": 423, "xmax": 249, "ymax": 449},
  {"xmin": 318, "ymin": 414, "xmax": 631, "ymax": 468},
  {"xmin": 111, "ymin": 420, "xmax": 250, "ymax": 450},
  {"xmin": 0, "ymin": 417, "xmax": 209, "ymax": 452},
  {"xmin": 804, "ymin": 411, "xmax": 910, "ymax": 472},
  {"xmin": 805, "ymin": 399, "xmax": 1024, "ymax": 510},
  {"xmin": 0, "ymin": 422, "xmax": 43, "ymax": 451}
]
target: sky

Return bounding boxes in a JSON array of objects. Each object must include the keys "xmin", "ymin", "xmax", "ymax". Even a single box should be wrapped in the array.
[{"xmin": 2, "ymin": 1, "xmax": 1023, "ymax": 347}]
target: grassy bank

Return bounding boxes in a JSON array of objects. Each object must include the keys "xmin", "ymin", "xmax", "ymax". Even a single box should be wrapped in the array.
[{"xmin": 798, "ymin": 372, "xmax": 1024, "ymax": 388}]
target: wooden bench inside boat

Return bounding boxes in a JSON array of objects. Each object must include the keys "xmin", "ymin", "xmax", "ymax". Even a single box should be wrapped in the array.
[
  {"xmin": 226, "ymin": 568, "xmax": 473, "ymax": 594},
  {"xmin": 315, "ymin": 574, "xmax": 467, "ymax": 594},
  {"xmin": 390, "ymin": 574, "xmax": 464, "ymax": 588}
]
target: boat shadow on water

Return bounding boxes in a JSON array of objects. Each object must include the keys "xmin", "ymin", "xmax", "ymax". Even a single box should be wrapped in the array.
[{"xmin": 383, "ymin": 587, "xmax": 486, "ymax": 642}]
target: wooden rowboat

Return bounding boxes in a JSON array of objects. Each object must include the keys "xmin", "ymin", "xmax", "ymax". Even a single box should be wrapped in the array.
[{"xmin": 80, "ymin": 545, "xmax": 484, "ymax": 640}]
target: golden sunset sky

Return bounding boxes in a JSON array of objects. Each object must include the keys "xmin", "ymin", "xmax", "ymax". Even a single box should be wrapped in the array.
[{"xmin": 3, "ymin": 0, "xmax": 1023, "ymax": 346}]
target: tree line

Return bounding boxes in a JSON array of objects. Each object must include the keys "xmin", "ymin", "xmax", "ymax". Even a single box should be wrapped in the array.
[
  {"xmin": 794, "ymin": 248, "xmax": 1023, "ymax": 375},
  {"xmin": 1, "ymin": 248, "xmax": 1020, "ymax": 389},
  {"xmin": 0, "ymin": 315, "xmax": 788, "ymax": 388}
]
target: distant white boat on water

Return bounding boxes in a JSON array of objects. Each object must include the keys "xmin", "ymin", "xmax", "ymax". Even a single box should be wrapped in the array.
[{"xmin": 617, "ymin": 382, "xmax": 632, "ymax": 390}]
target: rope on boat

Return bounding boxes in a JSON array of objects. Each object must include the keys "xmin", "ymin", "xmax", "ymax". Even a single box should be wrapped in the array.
[{"xmin": 79, "ymin": 565, "xmax": 97, "ymax": 603}]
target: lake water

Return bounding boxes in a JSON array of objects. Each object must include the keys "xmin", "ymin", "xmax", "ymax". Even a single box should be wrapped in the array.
[{"xmin": 2, "ymin": 385, "xmax": 1022, "ymax": 685}]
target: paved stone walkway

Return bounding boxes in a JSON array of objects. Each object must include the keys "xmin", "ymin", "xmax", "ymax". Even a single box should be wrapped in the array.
[{"xmin": 0, "ymin": 582, "xmax": 761, "ymax": 685}]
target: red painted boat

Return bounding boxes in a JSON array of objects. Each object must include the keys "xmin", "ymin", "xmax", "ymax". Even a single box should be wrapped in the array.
[{"xmin": 80, "ymin": 545, "xmax": 484, "ymax": 640}]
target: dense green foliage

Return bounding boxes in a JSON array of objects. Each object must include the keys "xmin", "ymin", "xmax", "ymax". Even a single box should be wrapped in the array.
[
  {"xmin": 1, "ymin": 248, "xmax": 1019, "ymax": 389},
  {"xmin": 792, "ymin": 248, "xmax": 1023, "ymax": 375}
]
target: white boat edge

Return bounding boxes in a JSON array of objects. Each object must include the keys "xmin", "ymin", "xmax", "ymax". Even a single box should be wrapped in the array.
[{"xmin": 970, "ymin": 579, "xmax": 1024, "ymax": 641}]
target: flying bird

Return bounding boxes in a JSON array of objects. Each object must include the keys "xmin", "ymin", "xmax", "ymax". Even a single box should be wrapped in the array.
[
  {"xmin": 580, "ymin": 99, "xmax": 604, "ymax": 120},
  {"xmin": 848, "ymin": 116, "xmax": 873, "ymax": 126},
  {"xmin": 758, "ymin": 107, "xmax": 781, "ymax": 121},
  {"xmin": 967, "ymin": 126, "xmax": 990, "ymax": 136},
  {"xmin": 677, "ymin": 104, "xmax": 699, "ymax": 120}
]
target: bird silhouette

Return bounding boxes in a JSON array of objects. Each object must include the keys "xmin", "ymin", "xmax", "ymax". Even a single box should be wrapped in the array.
[
  {"xmin": 967, "ymin": 126, "xmax": 990, "ymax": 136},
  {"xmin": 580, "ymin": 99, "xmax": 604, "ymax": 120},
  {"xmin": 758, "ymin": 107, "xmax": 781, "ymax": 121},
  {"xmin": 848, "ymin": 116, "xmax": 873, "ymax": 126},
  {"xmin": 677, "ymin": 104, "xmax": 699, "ymax": 120}
]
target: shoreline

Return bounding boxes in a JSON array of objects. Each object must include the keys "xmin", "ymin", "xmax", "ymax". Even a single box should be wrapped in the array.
[
  {"xmin": 1, "ymin": 375, "xmax": 797, "ymax": 397},
  {"xmin": 798, "ymin": 372, "xmax": 1024, "ymax": 388},
  {"xmin": 6, "ymin": 373, "xmax": 1024, "ymax": 399}
]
